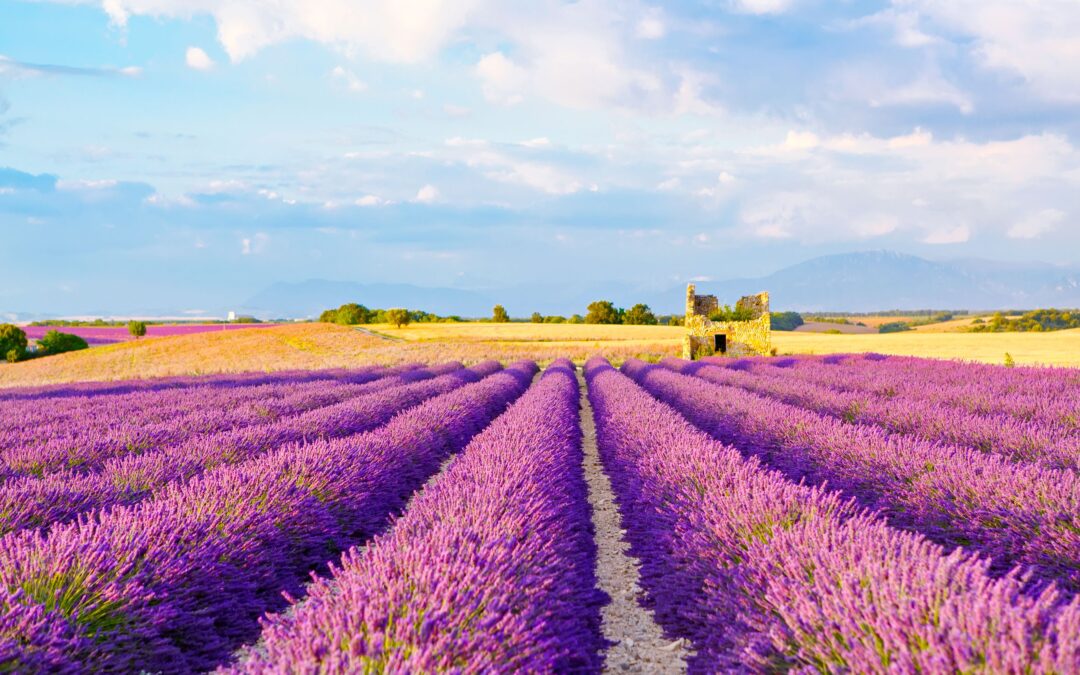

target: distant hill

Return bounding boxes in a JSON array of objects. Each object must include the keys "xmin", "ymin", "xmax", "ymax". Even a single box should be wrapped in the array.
[
  {"xmin": 693, "ymin": 251, "xmax": 1080, "ymax": 312},
  {"xmin": 237, "ymin": 251, "xmax": 1080, "ymax": 318}
]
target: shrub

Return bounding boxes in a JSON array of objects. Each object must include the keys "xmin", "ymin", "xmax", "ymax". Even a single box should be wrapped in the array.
[
  {"xmin": 770, "ymin": 311, "xmax": 804, "ymax": 331},
  {"xmin": 37, "ymin": 330, "xmax": 89, "ymax": 355},
  {"xmin": 544, "ymin": 315, "xmax": 567, "ymax": 324},
  {"xmin": 879, "ymin": 321, "xmax": 912, "ymax": 334},
  {"xmin": 568, "ymin": 314, "xmax": 585, "ymax": 324},
  {"xmin": 585, "ymin": 301, "xmax": 621, "ymax": 325},
  {"xmin": 127, "ymin": 321, "xmax": 147, "ymax": 338},
  {"xmin": 386, "ymin": 308, "xmax": 410, "ymax": 328},
  {"xmin": 0, "ymin": 324, "xmax": 27, "ymax": 363},
  {"xmin": 708, "ymin": 304, "xmax": 755, "ymax": 322},
  {"xmin": 531, "ymin": 312, "xmax": 543, "ymax": 323},
  {"xmin": 492, "ymin": 305, "xmax": 510, "ymax": 323},
  {"xmin": 623, "ymin": 303, "xmax": 657, "ymax": 326},
  {"xmin": 1004, "ymin": 352, "xmax": 1016, "ymax": 368}
]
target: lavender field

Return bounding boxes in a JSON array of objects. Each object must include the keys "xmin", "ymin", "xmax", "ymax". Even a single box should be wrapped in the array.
[{"xmin": 0, "ymin": 354, "xmax": 1078, "ymax": 673}]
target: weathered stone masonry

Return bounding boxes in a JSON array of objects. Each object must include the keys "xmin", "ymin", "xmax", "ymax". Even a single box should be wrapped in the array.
[{"xmin": 682, "ymin": 284, "xmax": 772, "ymax": 359}]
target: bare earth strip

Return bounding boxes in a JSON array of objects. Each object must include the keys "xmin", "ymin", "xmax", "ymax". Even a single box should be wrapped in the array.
[{"xmin": 578, "ymin": 372, "xmax": 691, "ymax": 673}]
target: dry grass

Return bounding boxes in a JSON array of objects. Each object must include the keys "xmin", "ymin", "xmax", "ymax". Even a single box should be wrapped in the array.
[
  {"xmin": 774, "ymin": 328, "xmax": 1080, "ymax": 367},
  {"xmin": 368, "ymin": 322, "xmax": 685, "ymax": 342},
  {"xmin": 0, "ymin": 324, "xmax": 389, "ymax": 388}
]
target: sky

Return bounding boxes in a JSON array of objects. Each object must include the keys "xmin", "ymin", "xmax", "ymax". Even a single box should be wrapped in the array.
[{"xmin": 1, "ymin": 0, "xmax": 1079, "ymax": 315}]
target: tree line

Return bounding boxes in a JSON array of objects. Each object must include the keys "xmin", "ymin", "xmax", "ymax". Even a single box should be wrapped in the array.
[
  {"xmin": 319, "ymin": 301, "xmax": 807, "ymax": 329},
  {"xmin": 969, "ymin": 309, "xmax": 1080, "ymax": 333}
]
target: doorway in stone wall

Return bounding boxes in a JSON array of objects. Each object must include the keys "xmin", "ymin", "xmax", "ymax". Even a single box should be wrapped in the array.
[{"xmin": 714, "ymin": 333, "xmax": 727, "ymax": 354}]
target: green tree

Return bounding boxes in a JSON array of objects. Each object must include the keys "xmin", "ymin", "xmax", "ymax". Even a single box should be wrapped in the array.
[
  {"xmin": 127, "ymin": 320, "xmax": 147, "ymax": 338},
  {"xmin": 492, "ymin": 305, "xmax": 510, "ymax": 323},
  {"xmin": 386, "ymin": 308, "xmax": 410, "ymax": 328},
  {"xmin": 585, "ymin": 300, "xmax": 621, "ymax": 324},
  {"xmin": 37, "ymin": 330, "xmax": 89, "ymax": 355},
  {"xmin": 770, "ymin": 311, "xmax": 804, "ymax": 331},
  {"xmin": 568, "ymin": 314, "xmax": 585, "ymax": 324},
  {"xmin": 623, "ymin": 303, "xmax": 657, "ymax": 325},
  {"xmin": 530, "ymin": 312, "xmax": 544, "ymax": 323},
  {"xmin": 709, "ymin": 304, "xmax": 755, "ymax": 322},
  {"xmin": 0, "ymin": 324, "xmax": 28, "ymax": 363},
  {"xmin": 334, "ymin": 303, "xmax": 371, "ymax": 325},
  {"xmin": 318, "ymin": 309, "xmax": 339, "ymax": 323}
]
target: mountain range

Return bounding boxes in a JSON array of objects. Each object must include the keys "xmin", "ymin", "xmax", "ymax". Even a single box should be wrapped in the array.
[{"xmin": 236, "ymin": 251, "xmax": 1080, "ymax": 318}]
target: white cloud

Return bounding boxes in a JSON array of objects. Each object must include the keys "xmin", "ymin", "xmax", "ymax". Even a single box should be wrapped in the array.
[
  {"xmin": 636, "ymin": 9, "xmax": 665, "ymax": 39},
  {"xmin": 783, "ymin": 130, "xmax": 819, "ymax": 151},
  {"xmin": 414, "ymin": 184, "xmax": 439, "ymax": 203},
  {"xmin": 1008, "ymin": 209, "xmax": 1065, "ymax": 240},
  {"xmin": 185, "ymin": 46, "xmax": 215, "ymax": 71},
  {"xmin": 729, "ymin": 0, "xmax": 795, "ymax": 15},
  {"xmin": 728, "ymin": 127, "xmax": 1079, "ymax": 244},
  {"xmin": 50, "ymin": 1, "xmax": 713, "ymax": 114},
  {"xmin": 519, "ymin": 137, "xmax": 551, "ymax": 148},
  {"xmin": 56, "ymin": 179, "xmax": 119, "ymax": 190},
  {"xmin": 355, "ymin": 194, "xmax": 384, "ymax": 206},
  {"xmin": 101, "ymin": 0, "xmax": 484, "ymax": 63},
  {"xmin": 331, "ymin": 65, "xmax": 367, "ymax": 92},
  {"xmin": 443, "ymin": 137, "xmax": 584, "ymax": 195},
  {"xmin": 868, "ymin": 72, "xmax": 973, "ymax": 114},
  {"xmin": 898, "ymin": 1, "xmax": 1080, "ymax": 101},
  {"xmin": 476, "ymin": 51, "xmax": 527, "ymax": 105},
  {"xmin": 922, "ymin": 224, "xmax": 970, "ymax": 244}
]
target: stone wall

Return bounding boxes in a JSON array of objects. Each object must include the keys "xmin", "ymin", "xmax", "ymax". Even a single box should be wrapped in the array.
[{"xmin": 682, "ymin": 285, "xmax": 771, "ymax": 359}]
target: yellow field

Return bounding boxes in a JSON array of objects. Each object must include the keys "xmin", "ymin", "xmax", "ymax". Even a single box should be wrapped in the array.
[
  {"xmin": 3, "ymin": 320, "xmax": 1077, "ymax": 388},
  {"xmin": 774, "ymin": 328, "xmax": 1080, "ymax": 367},
  {"xmin": 366, "ymin": 322, "xmax": 685, "ymax": 342}
]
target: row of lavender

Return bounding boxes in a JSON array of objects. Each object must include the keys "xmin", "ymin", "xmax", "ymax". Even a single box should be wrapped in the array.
[
  {"xmin": 593, "ymin": 358, "xmax": 1080, "ymax": 671},
  {"xmin": 0, "ymin": 361, "xmax": 536, "ymax": 672},
  {"xmin": 748, "ymin": 353, "xmax": 1080, "ymax": 429},
  {"xmin": 0, "ymin": 364, "xmax": 382, "ymax": 403},
  {"xmin": 0, "ymin": 365, "xmax": 405, "ymax": 438},
  {"xmin": 227, "ymin": 359, "xmax": 606, "ymax": 672},
  {"xmin": 698, "ymin": 354, "xmax": 1080, "ymax": 469},
  {"xmin": 624, "ymin": 358, "xmax": 1080, "ymax": 595},
  {"xmin": 0, "ymin": 362, "xmax": 500, "ymax": 536},
  {"xmin": 0, "ymin": 362, "xmax": 460, "ymax": 479}
]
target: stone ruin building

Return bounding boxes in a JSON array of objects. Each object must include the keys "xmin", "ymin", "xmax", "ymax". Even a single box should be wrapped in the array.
[{"xmin": 683, "ymin": 284, "xmax": 772, "ymax": 359}]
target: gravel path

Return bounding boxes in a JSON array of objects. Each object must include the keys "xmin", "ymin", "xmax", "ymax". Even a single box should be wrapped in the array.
[{"xmin": 578, "ymin": 372, "xmax": 691, "ymax": 673}]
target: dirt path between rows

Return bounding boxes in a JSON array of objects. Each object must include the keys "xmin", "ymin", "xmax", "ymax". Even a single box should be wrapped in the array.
[{"xmin": 578, "ymin": 372, "xmax": 690, "ymax": 673}]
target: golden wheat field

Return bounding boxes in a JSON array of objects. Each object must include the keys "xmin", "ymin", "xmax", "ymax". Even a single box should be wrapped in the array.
[{"xmin": 774, "ymin": 328, "xmax": 1080, "ymax": 367}]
